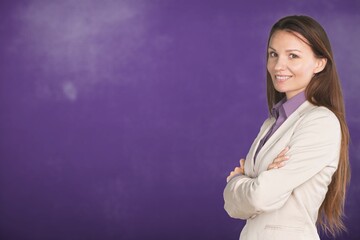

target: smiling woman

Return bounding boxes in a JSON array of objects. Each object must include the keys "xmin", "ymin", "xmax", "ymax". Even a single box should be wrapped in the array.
[
  {"xmin": 224, "ymin": 15, "xmax": 350, "ymax": 240},
  {"xmin": 267, "ymin": 30, "xmax": 327, "ymax": 99}
]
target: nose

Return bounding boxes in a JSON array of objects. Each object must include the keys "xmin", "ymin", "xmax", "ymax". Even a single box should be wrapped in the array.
[{"xmin": 274, "ymin": 57, "xmax": 287, "ymax": 71}]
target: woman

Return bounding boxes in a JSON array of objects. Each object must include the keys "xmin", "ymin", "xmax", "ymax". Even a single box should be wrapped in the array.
[{"xmin": 223, "ymin": 15, "xmax": 350, "ymax": 240}]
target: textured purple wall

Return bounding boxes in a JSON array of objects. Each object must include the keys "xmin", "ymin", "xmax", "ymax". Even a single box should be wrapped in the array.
[{"xmin": 0, "ymin": 0, "xmax": 359, "ymax": 239}]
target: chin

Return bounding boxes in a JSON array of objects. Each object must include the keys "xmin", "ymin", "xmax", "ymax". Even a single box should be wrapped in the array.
[{"xmin": 273, "ymin": 86, "xmax": 287, "ymax": 94}]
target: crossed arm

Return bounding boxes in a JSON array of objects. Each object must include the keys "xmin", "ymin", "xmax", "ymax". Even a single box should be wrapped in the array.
[
  {"xmin": 226, "ymin": 147, "xmax": 290, "ymax": 183},
  {"xmin": 223, "ymin": 109, "xmax": 341, "ymax": 219}
]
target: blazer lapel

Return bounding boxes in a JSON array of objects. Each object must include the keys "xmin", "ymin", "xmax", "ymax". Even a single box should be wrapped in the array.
[
  {"xmin": 253, "ymin": 101, "xmax": 314, "ymax": 172},
  {"xmin": 246, "ymin": 118, "xmax": 275, "ymax": 175}
]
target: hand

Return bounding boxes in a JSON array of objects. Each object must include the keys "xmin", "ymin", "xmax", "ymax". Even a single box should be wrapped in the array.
[
  {"xmin": 267, "ymin": 147, "xmax": 290, "ymax": 170},
  {"xmin": 227, "ymin": 159, "xmax": 245, "ymax": 182}
]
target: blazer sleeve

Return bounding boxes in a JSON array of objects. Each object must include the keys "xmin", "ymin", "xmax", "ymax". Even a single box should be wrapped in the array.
[{"xmin": 223, "ymin": 107, "xmax": 341, "ymax": 219}]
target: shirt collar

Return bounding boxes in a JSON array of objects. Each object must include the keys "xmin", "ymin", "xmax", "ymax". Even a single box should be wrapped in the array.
[{"xmin": 271, "ymin": 91, "xmax": 306, "ymax": 118}]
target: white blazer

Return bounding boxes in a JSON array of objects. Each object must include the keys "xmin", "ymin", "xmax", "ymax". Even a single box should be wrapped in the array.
[{"xmin": 223, "ymin": 101, "xmax": 341, "ymax": 240}]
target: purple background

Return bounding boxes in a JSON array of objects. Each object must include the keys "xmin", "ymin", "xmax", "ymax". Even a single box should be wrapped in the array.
[{"xmin": 0, "ymin": 0, "xmax": 359, "ymax": 239}]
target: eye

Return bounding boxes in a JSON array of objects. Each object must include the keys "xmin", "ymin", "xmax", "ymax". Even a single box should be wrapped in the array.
[
  {"xmin": 268, "ymin": 51, "xmax": 277, "ymax": 58},
  {"xmin": 289, "ymin": 53, "xmax": 299, "ymax": 59}
]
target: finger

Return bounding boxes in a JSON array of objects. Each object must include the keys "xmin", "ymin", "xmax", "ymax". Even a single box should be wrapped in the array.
[
  {"xmin": 235, "ymin": 167, "xmax": 244, "ymax": 175},
  {"xmin": 226, "ymin": 176, "xmax": 230, "ymax": 182},
  {"xmin": 227, "ymin": 170, "xmax": 240, "ymax": 182},
  {"xmin": 277, "ymin": 146, "xmax": 290, "ymax": 157},
  {"xmin": 226, "ymin": 171, "xmax": 234, "ymax": 182},
  {"xmin": 267, "ymin": 163, "xmax": 277, "ymax": 170},
  {"xmin": 268, "ymin": 163, "xmax": 281, "ymax": 170},
  {"xmin": 277, "ymin": 146, "xmax": 289, "ymax": 157},
  {"xmin": 228, "ymin": 167, "xmax": 243, "ymax": 177},
  {"xmin": 240, "ymin": 159, "xmax": 245, "ymax": 168},
  {"xmin": 268, "ymin": 160, "xmax": 288, "ymax": 170},
  {"xmin": 273, "ymin": 155, "xmax": 290, "ymax": 163},
  {"xmin": 234, "ymin": 167, "xmax": 243, "ymax": 173},
  {"xmin": 229, "ymin": 170, "xmax": 237, "ymax": 177}
]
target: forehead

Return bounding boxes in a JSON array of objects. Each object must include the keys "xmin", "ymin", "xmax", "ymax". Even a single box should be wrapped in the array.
[{"xmin": 269, "ymin": 30, "xmax": 311, "ymax": 49}]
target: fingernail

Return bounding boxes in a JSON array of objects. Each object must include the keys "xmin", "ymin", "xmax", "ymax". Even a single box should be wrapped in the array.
[
  {"xmin": 279, "ymin": 162, "xmax": 285, "ymax": 166},
  {"xmin": 285, "ymin": 156, "xmax": 290, "ymax": 160}
]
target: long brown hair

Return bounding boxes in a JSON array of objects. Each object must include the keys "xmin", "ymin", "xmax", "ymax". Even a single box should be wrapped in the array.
[{"xmin": 266, "ymin": 15, "xmax": 350, "ymax": 237}]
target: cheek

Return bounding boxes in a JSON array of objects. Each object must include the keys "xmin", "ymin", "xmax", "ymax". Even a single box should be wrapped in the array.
[
  {"xmin": 303, "ymin": 65, "xmax": 317, "ymax": 80},
  {"xmin": 267, "ymin": 61, "xmax": 274, "ymax": 73},
  {"xmin": 290, "ymin": 61, "xmax": 316, "ymax": 74},
  {"xmin": 288, "ymin": 61, "xmax": 303, "ymax": 71}
]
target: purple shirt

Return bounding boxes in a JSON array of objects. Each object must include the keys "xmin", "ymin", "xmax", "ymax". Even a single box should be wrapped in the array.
[{"xmin": 254, "ymin": 92, "xmax": 306, "ymax": 162}]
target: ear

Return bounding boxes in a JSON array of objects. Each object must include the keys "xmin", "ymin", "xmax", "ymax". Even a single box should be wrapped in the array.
[{"xmin": 314, "ymin": 58, "xmax": 327, "ymax": 74}]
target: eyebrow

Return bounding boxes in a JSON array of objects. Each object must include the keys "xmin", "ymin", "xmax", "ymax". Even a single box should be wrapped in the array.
[{"xmin": 268, "ymin": 46, "xmax": 302, "ymax": 52}]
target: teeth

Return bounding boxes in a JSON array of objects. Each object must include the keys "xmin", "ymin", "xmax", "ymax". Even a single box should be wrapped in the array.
[{"xmin": 275, "ymin": 75, "xmax": 291, "ymax": 80}]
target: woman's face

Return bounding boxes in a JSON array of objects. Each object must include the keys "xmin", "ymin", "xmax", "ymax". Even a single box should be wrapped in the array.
[{"xmin": 267, "ymin": 30, "xmax": 326, "ymax": 99}]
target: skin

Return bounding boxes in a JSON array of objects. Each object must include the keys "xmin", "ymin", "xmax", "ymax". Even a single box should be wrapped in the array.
[
  {"xmin": 267, "ymin": 30, "xmax": 327, "ymax": 100},
  {"xmin": 227, "ymin": 30, "xmax": 327, "ymax": 182},
  {"xmin": 226, "ymin": 147, "xmax": 289, "ymax": 182}
]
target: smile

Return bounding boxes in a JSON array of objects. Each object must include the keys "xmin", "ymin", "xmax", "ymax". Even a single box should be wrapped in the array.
[{"xmin": 275, "ymin": 75, "xmax": 292, "ymax": 81}]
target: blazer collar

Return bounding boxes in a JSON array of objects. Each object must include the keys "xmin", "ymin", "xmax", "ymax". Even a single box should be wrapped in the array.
[{"xmin": 252, "ymin": 101, "xmax": 315, "ymax": 172}]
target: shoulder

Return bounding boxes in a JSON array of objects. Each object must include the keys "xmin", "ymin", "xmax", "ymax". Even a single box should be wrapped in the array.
[
  {"xmin": 297, "ymin": 103, "xmax": 340, "ymax": 134},
  {"xmin": 259, "ymin": 116, "xmax": 275, "ymax": 131},
  {"xmin": 301, "ymin": 103, "xmax": 338, "ymax": 121}
]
